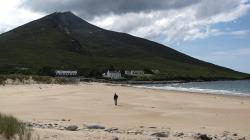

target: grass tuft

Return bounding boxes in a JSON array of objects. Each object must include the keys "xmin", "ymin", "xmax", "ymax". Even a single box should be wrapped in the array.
[{"xmin": 0, "ymin": 113, "xmax": 32, "ymax": 140}]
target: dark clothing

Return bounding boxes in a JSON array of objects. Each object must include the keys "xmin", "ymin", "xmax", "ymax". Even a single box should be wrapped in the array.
[
  {"xmin": 114, "ymin": 94, "xmax": 118, "ymax": 100},
  {"xmin": 114, "ymin": 93, "xmax": 118, "ymax": 106}
]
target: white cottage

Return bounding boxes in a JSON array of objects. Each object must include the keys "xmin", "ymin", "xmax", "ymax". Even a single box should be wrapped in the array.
[
  {"xmin": 55, "ymin": 70, "xmax": 78, "ymax": 77},
  {"xmin": 102, "ymin": 70, "xmax": 122, "ymax": 79}
]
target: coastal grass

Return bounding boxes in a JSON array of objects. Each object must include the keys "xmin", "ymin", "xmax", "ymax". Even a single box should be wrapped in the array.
[
  {"xmin": 0, "ymin": 74, "xmax": 80, "ymax": 85},
  {"xmin": 32, "ymin": 75, "xmax": 53, "ymax": 84},
  {"xmin": 0, "ymin": 113, "xmax": 32, "ymax": 140}
]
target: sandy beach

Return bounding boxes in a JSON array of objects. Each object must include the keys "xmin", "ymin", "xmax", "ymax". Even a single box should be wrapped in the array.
[{"xmin": 0, "ymin": 83, "xmax": 250, "ymax": 140}]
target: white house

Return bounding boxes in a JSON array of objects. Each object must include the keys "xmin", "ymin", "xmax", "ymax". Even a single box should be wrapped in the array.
[
  {"xmin": 125, "ymin": 70, "xmax": 144, "ymax": 76},
  {"xmin": 102, "ymin": 70, "xmax": 122, "ymax": 79},
  {"xmin": 55, "ymin": 70, "xmax": 78, "ymax": 77}
]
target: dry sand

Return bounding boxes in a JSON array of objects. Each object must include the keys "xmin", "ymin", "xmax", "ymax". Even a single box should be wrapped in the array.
[{"xmin": 0, "ymin": 82, "xmax": 250, "ymax": 139}]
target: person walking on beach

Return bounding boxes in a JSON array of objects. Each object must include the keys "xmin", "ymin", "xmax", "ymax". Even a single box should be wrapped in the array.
[{"xmin": 114, "ymin": 93, "xmax": 118, "ymax": 106}]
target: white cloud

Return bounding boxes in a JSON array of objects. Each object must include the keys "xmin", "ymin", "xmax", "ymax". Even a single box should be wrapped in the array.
[
  {"xmin": 231, "ymin": 29, "xmax": 250, "ymax": 36},
  {"xmin": 0, "ymin": 0, "xmax": 43, "ymax": 33},
  {"xmin": 90, "ymin": 0, "xmax": 250, "ymax": 44}
]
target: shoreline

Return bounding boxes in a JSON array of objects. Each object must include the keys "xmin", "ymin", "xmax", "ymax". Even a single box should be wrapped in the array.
[
  {"xmin": 80, "ymin": 77, "xmax": 250, "ymax": 84},
  {"xmin": 131, "ymin": 84, "xmax": 250, "ymax": 98},
  {"xmin": 128, "ymin": 80, "xmax": 250, "ymax": 97},
  {"xmin": 2, "ymin": 81, "xmax": 249, "ymax": 98},
  {"xmin": 2, "ymin": 81, "xmax": 250, "ymax": 98},
  {"xmin": 1, "ymin": 75, "xmax": 249, "ymax": 97},
  {"xmin": 103, "ymin": 81, "xmax": 250, "ymax": 98}
]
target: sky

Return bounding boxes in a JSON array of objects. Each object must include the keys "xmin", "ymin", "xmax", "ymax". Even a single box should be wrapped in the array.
[{"xmin": 0, "ymin": 0, "xmax": 250, "ymax": 73}]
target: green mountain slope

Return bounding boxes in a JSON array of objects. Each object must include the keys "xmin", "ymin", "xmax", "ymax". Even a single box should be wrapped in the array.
[{"xmin": 0, "ymin": 12, "xmax": 248, "ymax": 80}]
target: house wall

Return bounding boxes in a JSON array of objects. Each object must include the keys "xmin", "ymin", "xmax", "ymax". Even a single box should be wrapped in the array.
[
  {"xmin": 108, "ymin": 71, "xmax": 122, "ymax": 79},
  {"xmin": 55, "ymin": 71, "xmax": 77, "ymax": 76},
  {"xmin": 103, "ymin": 71, "xmax": 122, "ymax": 79}
]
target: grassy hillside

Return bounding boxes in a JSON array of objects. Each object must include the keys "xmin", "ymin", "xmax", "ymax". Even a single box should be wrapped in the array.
[{"xmin": 0, "ymin": 12, "xmax": 249, "ymax": 80}]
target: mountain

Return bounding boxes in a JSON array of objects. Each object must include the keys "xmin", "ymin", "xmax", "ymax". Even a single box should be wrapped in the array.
[{"xmin": 0, "ymin": 11, "xmax": 248, "ymax": 80}]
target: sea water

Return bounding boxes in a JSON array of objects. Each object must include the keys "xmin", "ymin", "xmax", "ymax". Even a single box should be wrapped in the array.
[{"xmin": 135, "ymin": 80, "xmax": 250, "ymax": 96}]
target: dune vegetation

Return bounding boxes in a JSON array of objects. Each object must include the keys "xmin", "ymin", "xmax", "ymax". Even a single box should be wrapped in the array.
[{"xmin": 0, "ymin": 113, "xmax": 32, "ymax": 140}]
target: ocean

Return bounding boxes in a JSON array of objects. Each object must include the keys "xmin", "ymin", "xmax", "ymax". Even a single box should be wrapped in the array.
[{"xmin": 134, "ymin": 80, "xmax": 250, "ymax": 96}]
